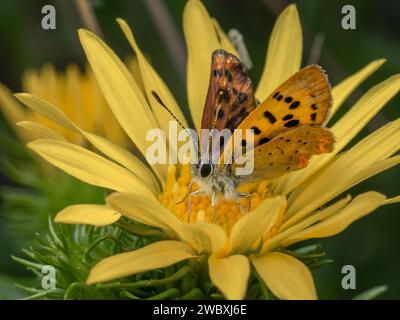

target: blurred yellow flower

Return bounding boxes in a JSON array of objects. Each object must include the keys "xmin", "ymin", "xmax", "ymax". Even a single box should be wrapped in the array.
[
  {"xmin": 14, "ymin": 1, "xmax": 400, "ymax": 300},
  {"xmin": 0, "ymin": 62, "xmax": 132, "ymax": 147}
]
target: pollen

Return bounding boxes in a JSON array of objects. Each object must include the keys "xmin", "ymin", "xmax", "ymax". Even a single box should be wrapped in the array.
[{"xmin": 159, "ymin": 164, "xmax": 272, "ymax": 234}]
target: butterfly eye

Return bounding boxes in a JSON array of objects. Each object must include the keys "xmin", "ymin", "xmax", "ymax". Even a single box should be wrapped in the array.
[{"xmin": 200, "ymin": 163, "xmax": 212, "ymax": 178}]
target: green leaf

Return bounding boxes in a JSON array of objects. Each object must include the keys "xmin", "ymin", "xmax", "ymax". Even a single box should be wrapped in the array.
[
  {"xmin": 353, "ymin": 285, "xmax": 388, "ymax": 300},
  {"xmin": 0, "ymin": 274, "xmax": 35, "ymax": 299}
]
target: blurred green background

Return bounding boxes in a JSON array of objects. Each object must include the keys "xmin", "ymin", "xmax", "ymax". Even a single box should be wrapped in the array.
[{"xmin": 0, "ymin": 0, "xmax": 399, "ymax": 299}]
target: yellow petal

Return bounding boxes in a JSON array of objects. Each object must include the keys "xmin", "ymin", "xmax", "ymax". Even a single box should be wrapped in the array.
[
  {"xmin": 54, "ymin": 204, "xmax": 121, "ymax": 226},
  {"xmin": 185, "ymin": 222, "xmax": 227, "ymax": 253},
  {"xmin": 65, "ymin": 64, "xmax": 83, "ymax": 130},
  {"xmin": 265, "ymin": 195, "xmax": 352, "ymax": 253},
  {"xmin": 16, "ymin": 121, "xmax": 66, "ymax": 141},
  {"xmin": 125, "ymin": 56, "xmax": 145, "ymax": 94},
  {"xmin": 15, "ymin": 93, "xmax": 76, "ymax": 130},
  {"xmin": 251, "ymin": 252, "xmax": 316, "ymax": 300},
  {"xmin": 15, "ymin": 93, "xmax": 160, "ymax": 194},
  {"xmin": 82, "ymin": 132, "xmax": 161, "ymax": 194},
  {"xmin": 28, "ymin": 139, "xmax": 154, "ymax": 196},
  {"xmin": 347, "ymin": 156, "xmax": 400, "ymax": 190},
  {"xmin": 331, "ymin": 75, "xmax": 400, "ymax": 150},
  {"xmin": 117, "ymin": 18, "xmax": 188, "ymax": 132},
  {"xmin": 106, "ymin": 192, "xmax": 185, "ymax": 239},
  {"xmin": 384, "ymin": 195, "xmax": 400, "ymax": 205},
  {"xmin": 211, "ymin": 19, "xmax": 239, "ymax": 56},
  {"xmin": 283, "ymin": 195, "xmax": 352, "ymax": 232},
  {"xmin": 87, "ymin": 240, "xmax": 194, "ymax": 284},
  {"xmin": 255, "ymin": 4, "xmax": 302, "ymax": 101},
  {"xmin": 85, "ymin": 65, "xmax": 130, "ymax": 146},
  {"xmin": 230, "ymin": 196, "xmax": 286, "ymax": 254},
  {"xmin": 107, "ymin": 192, "xmax": 224, "ymax": 253},
  {"xmin": 329, "ymin": 59, "xmax": 386, "ymax": 120},
  {"xmin": 78, "ymin": 29, "xmax": 167, "ymax": 181},
  {"xmin": 286, "ymin": 119, "xmax": 400, "ymax": 225},
  {"xmin": 0, "ymin": 84, "xmax": 31, "ymax": 141},
  {"xmin": 0, "ymin": 84, "xmax": 27, "ymax": 123},
  {"xmin": 208, "ymin": 254, "xmax": 250, "ymax": 300},
  {"xmin": 272, "ymin": 74, "xmax": 400, "ymax": 196},
  {"xmin": 183, "ymin": 0, "xmax": 220, "ymax": 129},
  {"xmin": 283, "ymin": 192, "xmax": 386, "ymax": 246}
]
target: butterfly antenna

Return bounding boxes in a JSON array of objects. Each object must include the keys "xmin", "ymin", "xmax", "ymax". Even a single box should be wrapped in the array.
[
  {"xmin": 151, "ymin": 90, "xmax": 200, "ymax": 153},
  {"xmin": 151, "ymin": 90, "xmax": 186, "ymax": 131}
]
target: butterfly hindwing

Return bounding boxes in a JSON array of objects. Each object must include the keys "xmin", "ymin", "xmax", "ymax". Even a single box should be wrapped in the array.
[
  {"xmin": 201, "ymin": 50, "xmax": 256, "ymax": 132},
  {"xmin": 233, "ymin": 126, "xmax": 335, "ymax": 180},
  {"xmin": 237, "ymin": 65, "xmax": 332, "ymax": 148}
]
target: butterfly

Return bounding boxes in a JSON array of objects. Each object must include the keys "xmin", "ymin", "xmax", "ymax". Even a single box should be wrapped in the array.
[{"xmin": 153, "ymin": 49, "xmax": 335, "ymax": 219}]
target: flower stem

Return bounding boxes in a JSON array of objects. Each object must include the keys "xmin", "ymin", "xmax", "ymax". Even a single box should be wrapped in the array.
[
  {"xmin": 146, "ymin": 288, "xmax": 180, "ymax": 300},
  {"xmin": 64, "ymin": 282, "xmax": 85, "ymax": 300}
]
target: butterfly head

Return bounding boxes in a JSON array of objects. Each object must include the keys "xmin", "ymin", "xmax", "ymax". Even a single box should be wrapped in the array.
[{"xmin": 199, "ymin": 162, "xmax": 213, "ymax": 178}]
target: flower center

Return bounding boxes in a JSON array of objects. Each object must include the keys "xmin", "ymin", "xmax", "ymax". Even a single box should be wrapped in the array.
[{"xmin": 159, "ymin": 164, "xmax": 272, "ymax": 234}]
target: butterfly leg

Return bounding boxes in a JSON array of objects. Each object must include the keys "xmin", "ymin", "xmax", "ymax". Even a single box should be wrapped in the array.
[
  {"xmin": 211, "ymin": 190, "xmax": 217, "ymax": 222},
  {"xmin": 176, "ymin": 180, "xmax": 193, "ymax": 204},
  {"xmin": 187, "ymin": 189, "xmax": 204, "ymax": 223},
  {"xmin": 235, "ymin": 192, "xmax": 252, "ymax": 213}
]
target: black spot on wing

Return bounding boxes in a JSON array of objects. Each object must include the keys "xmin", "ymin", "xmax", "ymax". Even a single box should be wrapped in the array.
[
  {"xmin": 259, "ymin": 137, "xmax": 271, "ymax": 145},
  {"xmin": 239, "ymin": 108, "xmax": 248, "ymax": 118},
  {"xmin": 310, "ymin": 113, "xmax": 317, "ymax": 122},
  {"xmin": 232, "ymin": 103, "xmax": 239, "ymax": 112},
  {"xmin": 263, "ymin": 111, "xmax": 277, "ymax": 124},
  {"xmin": 251, "ymin": 126, "xmax": 261, "ymax": 135},
  {"xmin": 222, "ymin": 90, "xmax": 230, "ymax": 102},
  {"xmin": 284, "ymin": 119, "xmax": 300, "ymax": 128},
  {"xmin": 224, "ymin": 70, "xmax": 233, "ymax": 82},
  {"xmin": 282, "ymin": 114, "xmax": 294, "ymax": 121},
  {"xmin": 289, "ymin": 101, "xmax": 300, "ymax": 109},
  {"xmin": 237, "ymin": 92, "xmax": 248, "ymax": 104},
  {"xmin": 284, "ymin": 96, "xmax": 293, "ymax": 103}
]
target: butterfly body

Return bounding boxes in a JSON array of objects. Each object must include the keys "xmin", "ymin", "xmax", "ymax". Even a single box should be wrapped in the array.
[
  {"xmin": 183, "ymin": 50, "xmax": 335, "ymax": 219},
  {"xmin": 191, "ymin": 163, "xmax": 239, "ymax": 198}
]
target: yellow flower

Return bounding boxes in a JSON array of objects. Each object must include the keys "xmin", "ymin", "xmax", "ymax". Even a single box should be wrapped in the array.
[
  {"xmin": 15, "ymin": 1, "xmax": 400, "ymax": 300},
  {"xmin": 0, "ymin": 62, "xmax": 132, "ymax": 147}
]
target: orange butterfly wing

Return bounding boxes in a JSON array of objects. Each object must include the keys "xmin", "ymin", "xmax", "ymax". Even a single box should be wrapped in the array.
[
  {"xmin": 201, "ymin": 50, "xmax": 256, "ymax": 132},
  {"xmin": 237, "ymin": 65, "xmax": 332, "ymax": 148},
  {"xmin": 233, "ymin": 126, "xmax": 335, "ymax": 179}
]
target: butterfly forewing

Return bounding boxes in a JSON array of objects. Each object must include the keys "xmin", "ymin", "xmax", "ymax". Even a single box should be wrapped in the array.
[
  {"xmin": 201, "ymin": 50, "xmax": 256, "ymax": 133},
  {"xmin": 237, "ymin": 65, "xmax": 332, "ymax": 148}
]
